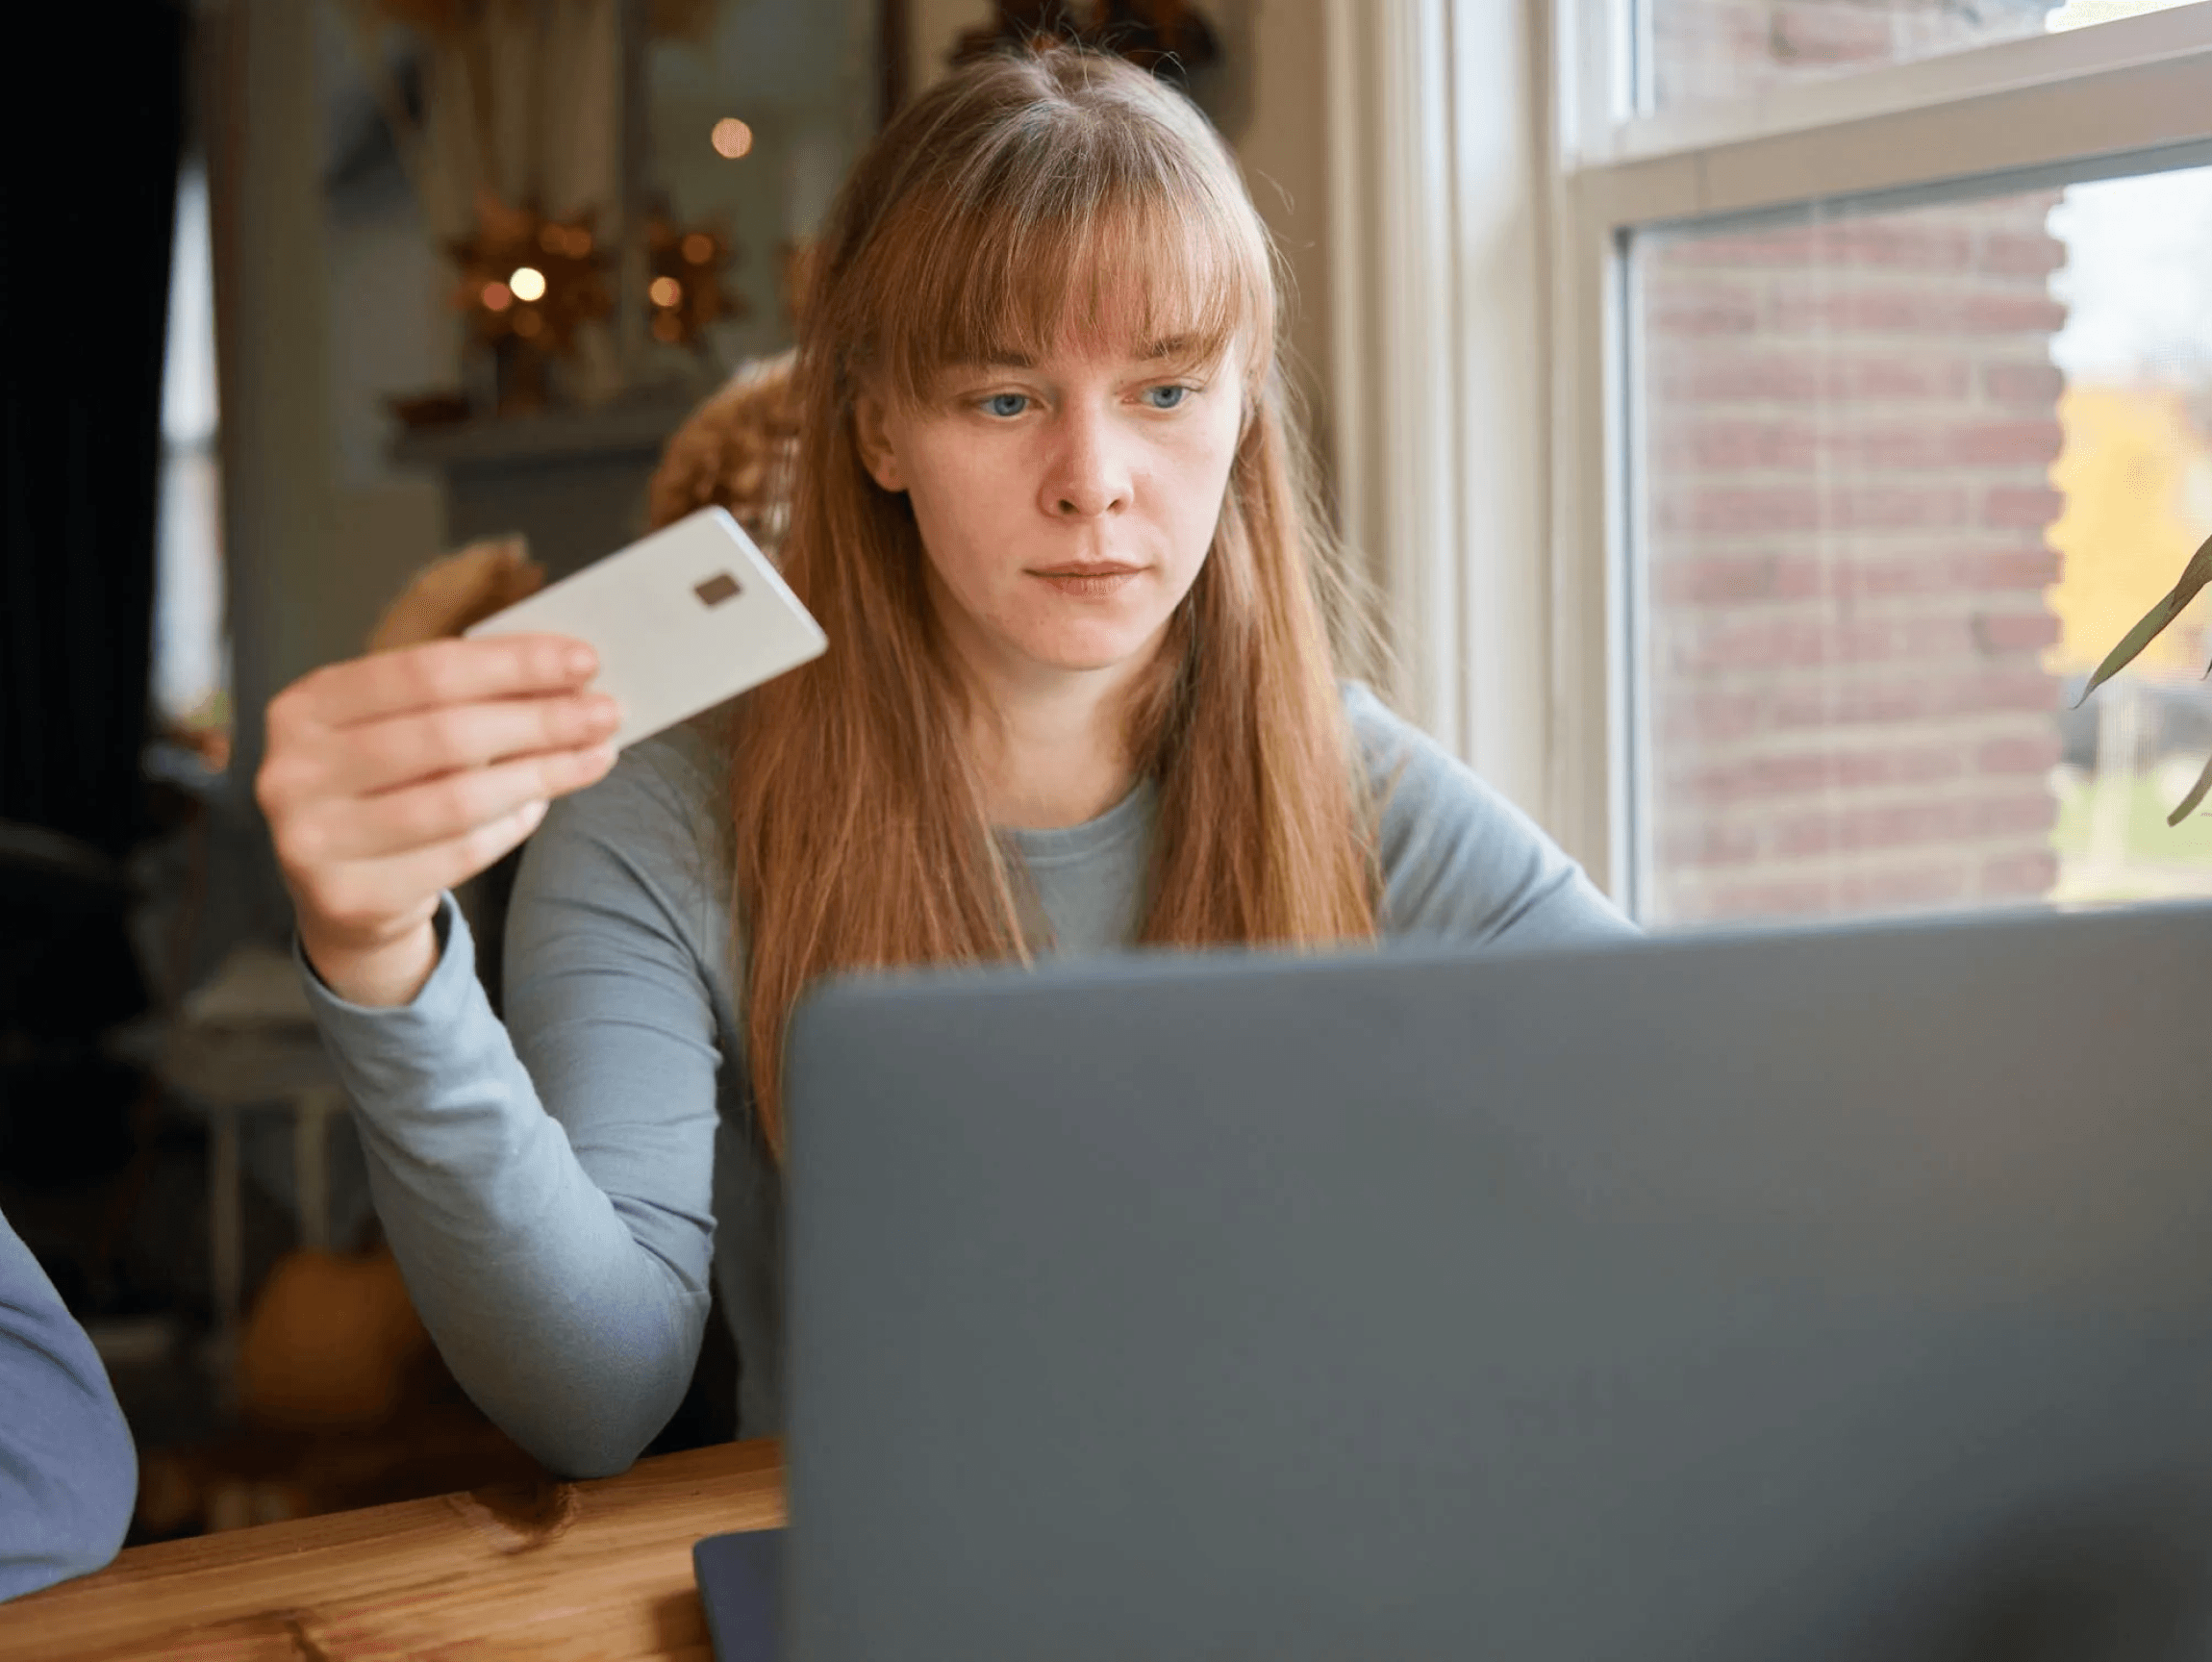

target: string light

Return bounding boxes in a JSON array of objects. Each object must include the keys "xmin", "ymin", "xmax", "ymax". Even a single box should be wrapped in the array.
[
  {"xmin": 711, "ymin": 117, "xmax": 753, "ymax": 160},
  {"xmin": 508, "ymin": 265, "xmax": 548, "ymax": 303}
]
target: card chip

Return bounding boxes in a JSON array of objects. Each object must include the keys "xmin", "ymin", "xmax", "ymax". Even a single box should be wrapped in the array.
[{"xmin": 694, "ymin": 571, "xmax": 742, "ymax": 607}]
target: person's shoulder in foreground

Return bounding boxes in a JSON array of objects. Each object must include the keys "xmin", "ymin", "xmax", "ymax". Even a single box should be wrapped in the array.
[
  {"xmin": 0, "ymin": 1206, "xmax": 136, "ymax": 1601},
  {"xmin": 1342, "ymin": 679, "xmax": 1641, "ymax": 949}
]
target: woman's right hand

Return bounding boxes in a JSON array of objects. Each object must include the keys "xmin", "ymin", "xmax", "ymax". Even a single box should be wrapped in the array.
[{"xmin": 256, "ymin": 634, "xmax": 621, "ymax": 1007}]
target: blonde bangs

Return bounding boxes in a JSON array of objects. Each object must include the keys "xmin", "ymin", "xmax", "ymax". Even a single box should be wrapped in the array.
[{"xmin": 854, "ymin": 98, "xmax": 1273, "ymax": 402}]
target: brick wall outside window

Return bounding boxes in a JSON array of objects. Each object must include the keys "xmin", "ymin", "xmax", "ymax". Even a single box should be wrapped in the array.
[
  {"xmin": 1641, "ymin": 191, "xmax": 2070, "ymax": 923},
  {"xmin": 1648, "ymin": 0, "xmax": 2050, "ymax": 107},
  {"xmin": 1638, "ymin": 1, "xmax": 2073, "ymax": 924}
]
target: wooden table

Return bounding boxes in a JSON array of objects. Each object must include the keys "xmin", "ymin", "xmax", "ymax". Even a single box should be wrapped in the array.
[{"xmin": 0, "ymin": 1439, "xmax": 785, "ymax": 1660}]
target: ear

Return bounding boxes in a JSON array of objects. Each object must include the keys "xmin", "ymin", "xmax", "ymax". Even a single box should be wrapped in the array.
[{"xmin": 851, "ymin": 388, "xmax": 908, "ymax": 493}]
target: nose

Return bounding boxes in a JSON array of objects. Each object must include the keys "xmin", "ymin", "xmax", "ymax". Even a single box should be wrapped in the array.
[{"xmin": 1038, "ymin": 401, "xmax": 1132, "ymax": 520}]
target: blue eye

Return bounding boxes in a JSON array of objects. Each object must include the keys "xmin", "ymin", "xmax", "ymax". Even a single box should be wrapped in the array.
[
  {"xmin": 982, "ymin": 392, "xmax": 1029, "ymax": 418},
  {"xmin": 1144, "ymin": 384, "xmax": 1191, "ymax": 410}
]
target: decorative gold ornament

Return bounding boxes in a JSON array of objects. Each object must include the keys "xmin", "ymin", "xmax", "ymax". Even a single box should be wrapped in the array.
[
  {"xmin": 446, "ymin": 189, "xmax": 613, "ymax": 360},
  {"xmin": 645, "ymin": 210, "xmax": 746, "ymax": 350}
]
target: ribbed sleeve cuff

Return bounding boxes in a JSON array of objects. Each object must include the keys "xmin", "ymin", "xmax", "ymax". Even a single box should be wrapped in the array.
[{"xmin": 293, "ymin": 892, "xmax": 475, "ymax": 1029}]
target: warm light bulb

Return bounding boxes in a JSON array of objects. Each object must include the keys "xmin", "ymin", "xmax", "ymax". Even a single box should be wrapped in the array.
[
  {"xmin": 710, "ymin": 117, "xmax": 753, "ymax": 160},
  {"xmin": 649, "ymin": 276, "xmax": 684, "ymax": 308},
  {"xmin": 682, "ymin": 233, "xmax": 715, "ymax": 265},
  {"xmin": 481, "ymin": 280, "xmax": 514, "ymax": 313},
  {"xmin": 509, "ymin": 265, "xmax": 548, "ymax": 303}
]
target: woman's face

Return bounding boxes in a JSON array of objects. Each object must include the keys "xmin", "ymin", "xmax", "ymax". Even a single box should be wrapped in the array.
[{"xmin": 855, "ymin": 335, "xmax": 1246, "ymax": 694}]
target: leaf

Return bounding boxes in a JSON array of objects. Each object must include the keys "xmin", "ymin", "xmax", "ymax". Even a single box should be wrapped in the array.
[
  {"xmin": 2168, "ymin": 750, "xmax": 2212, "ymax": 827},
  {"xmin": 2075, "ymin": 529, "xmax": 2212, "ymax": 708}
]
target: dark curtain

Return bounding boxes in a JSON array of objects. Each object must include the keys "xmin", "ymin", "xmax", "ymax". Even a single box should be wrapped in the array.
[
  {"xmin": 1, "ymin": 4, "xmax": 185, "ymax": 858},
  {"xmin": 1, "ymin": 6, "xmax": 187, "ymax": 1196}
]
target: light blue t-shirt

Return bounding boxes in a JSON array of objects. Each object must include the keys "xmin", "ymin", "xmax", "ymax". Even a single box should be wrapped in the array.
[
  {"xmin": 302, "ymin": 684, "xmax": 1636, "ymax": 1476},
  {"xmin": 0, "ymin": 1208, "xmax": 136, "ymax": 1600}
]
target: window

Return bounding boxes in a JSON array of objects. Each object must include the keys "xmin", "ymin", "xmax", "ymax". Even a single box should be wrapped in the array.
[
  {"xmin": 152, "ymin": 161, "xmax": 231, "ymax": 771},
  {"xmin": 1640, "ymin": 0, "xmax": 2200, "ymax": 111},
  {"xmin": 1636, "ymin": 165, "xmax": 2212, "ymax": 922},
  {"xmin": 1547, "ymin": 0, "xmax": 2212, "ymax": 924}
]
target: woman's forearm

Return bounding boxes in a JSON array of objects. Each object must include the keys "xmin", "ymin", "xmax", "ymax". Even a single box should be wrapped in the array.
[{"xmin": 301, "ymin": 896, "xmax": 711, "ymax": 1476}]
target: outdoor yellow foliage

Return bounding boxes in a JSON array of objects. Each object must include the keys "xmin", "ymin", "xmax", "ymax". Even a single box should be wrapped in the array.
[{"xmin": 2044, "ymin": 383, "xmax": 2212, "ymax": 676}]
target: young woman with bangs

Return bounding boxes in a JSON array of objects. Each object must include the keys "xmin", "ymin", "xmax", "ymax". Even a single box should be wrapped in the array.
[{"xmin": 259, "ymin": 46, "xmax": 1635, "ymax": 1478}]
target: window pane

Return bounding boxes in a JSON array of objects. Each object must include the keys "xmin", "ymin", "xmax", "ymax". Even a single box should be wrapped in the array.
[
  {"xmin": 153, "ymin": 161, "xmax": 230, "ymax": 768},
  {"xmin": 1634, "ymin": 164, "xmax": 2212, "ymax": 926},
  {"xmin": 1645, "ymin": 0, "xmax": 2202, "ymax": 112}
]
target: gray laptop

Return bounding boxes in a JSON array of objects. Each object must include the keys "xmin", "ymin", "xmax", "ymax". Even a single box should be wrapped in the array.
[{"xmin": 777, "ymin": 902, "xmax": 2212, "ymax": 1661}]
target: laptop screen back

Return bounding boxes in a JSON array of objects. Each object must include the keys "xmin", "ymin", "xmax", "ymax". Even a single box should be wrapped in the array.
[{"xmin": 783, "ymin": 903, "xmax": 2212, "ymax": 1661}]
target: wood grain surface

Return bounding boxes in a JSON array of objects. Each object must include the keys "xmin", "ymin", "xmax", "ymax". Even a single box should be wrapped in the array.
[{"xmin": 0, "ymin": 1439, "xmax": 786, "ymax": 1661}]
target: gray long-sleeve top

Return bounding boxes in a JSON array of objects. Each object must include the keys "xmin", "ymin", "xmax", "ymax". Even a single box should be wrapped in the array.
[
  {"xmin": 301, "ymin": 684, "xmax": 1637, "ymax": 1477},
  {"xmin": 0, "ymin": 1207, "xmax": 136, "ymax": 1601}
]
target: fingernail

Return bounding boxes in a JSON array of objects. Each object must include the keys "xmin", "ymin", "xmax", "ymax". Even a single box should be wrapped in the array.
[
  {"xmin": 566, "ymin": 644, "xmax": 596, "ymax": 676},
  {"xmin": 519, "ymin": 799, "xmax": 549, "ymax": 831}
]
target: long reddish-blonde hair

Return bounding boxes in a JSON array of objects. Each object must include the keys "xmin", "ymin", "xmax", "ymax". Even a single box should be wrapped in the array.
[{"xmin": 730, "ymin": 46, "xmax": 1383, "ymax": 1154}]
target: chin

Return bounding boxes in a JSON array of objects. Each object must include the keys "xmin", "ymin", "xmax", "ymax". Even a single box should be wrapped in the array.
[{"xmin": 1022, "ymin": 624, "xmax": 1164, "ymax": 675}]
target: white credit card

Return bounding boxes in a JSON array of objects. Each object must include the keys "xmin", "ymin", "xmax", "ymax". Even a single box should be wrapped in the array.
[{"xmin": 465, "ymin": 506, "xmax": 827, "ymax": 750}]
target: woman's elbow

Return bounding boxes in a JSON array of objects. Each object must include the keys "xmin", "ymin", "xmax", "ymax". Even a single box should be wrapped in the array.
[
  {"xmin": 0, "ymin": 1400, "xmax": 138, "ymax": 1601},
  {"xmin": 519, "ymin": 1417, "xmax": 656, "ymax": 1481},
  {"xmin": 496, "ymin": 1361, "xmax": 695, "ymax": 1482}
]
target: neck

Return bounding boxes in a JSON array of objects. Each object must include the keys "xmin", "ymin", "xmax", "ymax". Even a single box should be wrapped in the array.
[
  {"xmin": 968, "ymin": 666, "xmax": 1146, "ymax": 830},
  {"xmin": 924, "ymin": 570, "xmax": 1169, "ymax": 830}
]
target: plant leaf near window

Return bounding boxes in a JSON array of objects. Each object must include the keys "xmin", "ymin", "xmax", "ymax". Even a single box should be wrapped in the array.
[{"xmin": 2077, "ymin": 529, "xmax": 2212, "ymax": 824}]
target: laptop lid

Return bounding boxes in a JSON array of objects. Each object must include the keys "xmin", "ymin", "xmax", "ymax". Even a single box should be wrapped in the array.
[{"xmin": 783, "ymin": 902, "xmax": 2212, "ymax": 1661}]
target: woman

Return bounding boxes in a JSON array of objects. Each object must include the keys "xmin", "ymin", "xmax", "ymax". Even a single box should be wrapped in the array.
[{"xmin": 260, "ymin": 47, "xmax": 1634, "ymax": 1478}]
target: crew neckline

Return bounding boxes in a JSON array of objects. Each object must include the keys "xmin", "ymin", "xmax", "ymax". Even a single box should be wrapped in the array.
[{"xmin": 998, "ymin": 775, "xmax": 1158, "ymax": 867}]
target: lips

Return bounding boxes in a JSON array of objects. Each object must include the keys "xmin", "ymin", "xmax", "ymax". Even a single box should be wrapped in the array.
[{"xmin": 1031, "ymin": 564, "xmax": 1144, "ymax": 598}]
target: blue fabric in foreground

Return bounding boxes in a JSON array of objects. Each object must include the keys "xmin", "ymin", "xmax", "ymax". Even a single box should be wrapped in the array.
[{"xmin": 0, "ymin": 1207, "xmax": 136, "ymax": 1601}]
